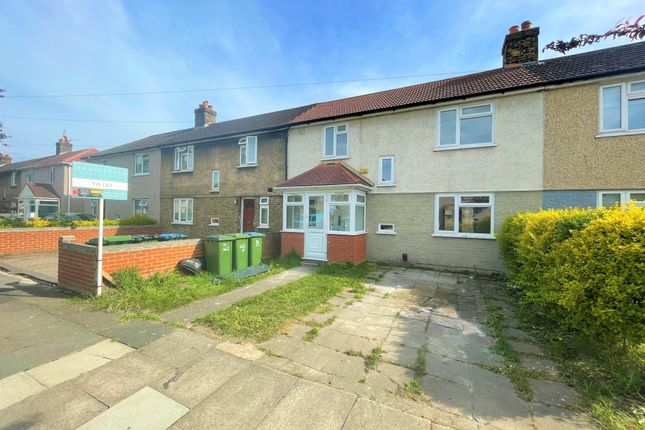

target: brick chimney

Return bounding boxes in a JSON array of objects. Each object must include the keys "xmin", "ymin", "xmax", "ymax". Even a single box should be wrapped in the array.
[
  {"xmin": 194, "ymin": 101, "xmax": 216, "ymax": 127},
  {"xmin": 502, "ymin": 20, "xmax": 540, "ymax": 67},
  {"xmin": 56, "ymin": 134, "xmax": 73, "ymax": 155},
  {"xmin": 0, "ymin": 153, "xmax": 11, "ymax": 166}
]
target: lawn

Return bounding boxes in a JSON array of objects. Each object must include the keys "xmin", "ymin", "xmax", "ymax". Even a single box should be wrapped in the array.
[
  {"xmin": 195, "ymin": 262, "xmax": 370, "ymax": 342},
  {"xmin": 75, "ymin": 253, "xmax": 301, "ymax": 321}
]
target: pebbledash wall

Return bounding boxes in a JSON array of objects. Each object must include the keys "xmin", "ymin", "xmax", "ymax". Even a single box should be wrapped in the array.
[
  {"xmin": 58, "ymin": 236, "xmax": 203, "ymax": 294},
  {"xmin": 0, "ymin": 225, "xmax": 161, "ymax": 255}
]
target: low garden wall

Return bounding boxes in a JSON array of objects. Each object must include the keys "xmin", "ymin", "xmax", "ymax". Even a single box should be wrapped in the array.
[
  {"xmin": 58, "ymin": 235, "xmax": 203, "ymax": 294},
  {"xmin": 0, "ymin": 225, "xmax": 162, "ymax": 255},
  {"xmin": 280, "ymin": 232, "xmax": 366, "ymax": 264}
]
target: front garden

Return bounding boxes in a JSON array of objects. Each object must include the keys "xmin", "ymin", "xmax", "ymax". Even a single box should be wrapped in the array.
[{"xmin": 0, "ymin": 214, "xmax": 157, "ymax": 228}]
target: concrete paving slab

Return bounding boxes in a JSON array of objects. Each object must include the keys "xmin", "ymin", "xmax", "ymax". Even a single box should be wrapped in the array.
[
  {"xmin": 257, "ymin": 379, "xmax": 356, "ymax": 430},
  {"xmin": 385, "ymin": 328, "xmax": 425, "ymax": 349},
  {"xmin": 77, "ymin": 386, "xmax": 188, "ymax": 430},
  {"xmin": 424, "ymin": 352, "xmax": 470, "ymax": 386},
  {"xmin": 509, "ymin": 339, "xmax": 544, "ymax": 356},
  {"xmin": 175, "ymin": 365, "xmax": 297, "ymax": 430},
  {"xmin": 288, "ymin": 342, "xmax": 338, "ymax": 370},
  {"xmin": 531, "ymin": 379, "xmax": 581, "ymax": 408},
  {"xmin": 259, "ymin": 334, "xmax": 305, "ymax": 357},
  {"xmin": 378, "ymin": 361, "xmax": 415, "ymax": 386},
  {"xmin": 353, "ymin": 324, "xmax": 391, "ymax": 340},
  {"xmin": 155, "ymin": 348, "xmax": 250, "ymax": 408},
  {"xmin": 468, "ymin": 364, "xmax": 516, "ymax": 393},
  {"xmin": 421, "ymin": 375, "xmax": 472, "ymax": 417},
  {"xmin": 0, "ymin": 371, "xmax": 45, "ymax": 411},
  {"xmin": 312, "ymin": 327, "xmax": 350, "ymax": 350},
  {"xmin": 520, "ymin": 355, "xmax": 559, "ymax": 377},
  {"xmin": 140, "ymin": 329, "xmax": 217, "ymax": 369},
  {"xmin": 98, "ymin": 319, "xmax": 174, "ymax": 349},
  {"xmin": 342, "ymin": 334, "xmax": 378, "ymax": 355},
  {"xmin": 321, "ymin": 351, "xmax": 365, "ymax": 380},
  {"xmin": 531, "ymin": 402, "xmax": 596, "ymax": 430},
  {"xmin": 382, "ymin": 343, "xmax": 419, "ymax": 368},
  {"xmin": 343, "ymin": 397, "xmax": 432, "ymax": 429},
  {"xmin": 0, "ymin": 381, "xmax": 107, "ymax": 430},
  {"xmin": 216, "ymin": 341, "xmax": 265, "ymax": 361},
  {"xmin": 471, "ymin": 386, "xmax": 533, "ymax": 430},
  {"xmin": 73, "ymin": 352, "xmax": 174, "ymax": 406}
]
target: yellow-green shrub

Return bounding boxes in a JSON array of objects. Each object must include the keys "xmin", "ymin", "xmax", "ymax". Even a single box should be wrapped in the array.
[{"xmin": 499, "ymin": 205, "xmax": 644, "ymax": 345}]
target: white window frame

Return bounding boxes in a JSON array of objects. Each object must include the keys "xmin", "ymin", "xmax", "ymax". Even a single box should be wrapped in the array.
[
  {"xmin": 378, "ymin": 156, "xmax": 395, "ymax": 186},
  {"xmin": 258, "ymin": 197, "xmax": 270, "ymax": 228},
  {"xmin": 323, "ymin": 124, "xmax": 349, "ymax": 159},
  {"xmin": 134, "ymin": 153, "xmax": 150, "ymax": 176},
  {"xmin": 173, "ymin": 145, "xmax": 194, "ymax": 172},
  {"xmin": 11, "ymin": 171, "xmax": 17, "ymax": 186},
  {"xmin": 597, "ymin": 190, "xmax": 645, "ymax": 208},
  {"xmin": 239, "ymin": 136, "xmax": 258, "ymax": 167},
  {"xmin": 24, "ymin": 170, "xmax": 34, "ymax": 183},
  {"xmin": 133, "ymin": 198, "xmax": 149, "ymax": 216},
  {"xmin": 434, "ymin": 193, "xmax": 495, "ymax": 239},
  {"xmin": 211, "ymin": 170, "xmax": 220, "ymax": 192},
  {"xmin": 436, "ymin": 103, "xmax": 495, "ymax": 150},
  {"xmin": 172, "ymin": 198, "xmax": 193, "ymax": 224},
  {"xmin": 377, "ymin": 223, "xmax": 396, "ymax": 235},
  {"xmin": 283, "ymin": 194, "xmax": 305, "ymax": 232},
  {"xmin": 48, "ymin": 166, "xmax": 55, "ymax": 183},
  {"xmin": 599, "ymin": 80, "xmax": 645, "ymax": 135}
]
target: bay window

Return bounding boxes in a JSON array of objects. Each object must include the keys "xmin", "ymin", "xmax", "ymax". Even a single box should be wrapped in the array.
[
  {"xmin": 600, "ymin": 81, "xmax": 645, "ymax": 133},
  {"xmin": 285, "ymin": 194, "xmax": 304, "ymax": 230},
  {"xmin": 438, "ymin": 104, "xmax": 494, "ymax": 148},
  {"xmin": 283, "ymin": 191, "xmax": 366, "ymax": 233},
  {"xmin": 435, "ymin": 193, "xmax": 494, "ymax": 238},
  {"xmin": 329, "ymin": 193, "xmax": 350, "ymax": 232}
]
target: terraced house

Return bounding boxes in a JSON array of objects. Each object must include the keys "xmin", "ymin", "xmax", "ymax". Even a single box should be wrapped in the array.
[{"xmin": 278, "ymin": 24, "xmax": 645, "ymax": 271}]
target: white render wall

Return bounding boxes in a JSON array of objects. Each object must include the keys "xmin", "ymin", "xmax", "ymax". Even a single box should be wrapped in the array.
[{"xmin": 288, "ymin": 91, "xmax": 544, "ymax": 193}]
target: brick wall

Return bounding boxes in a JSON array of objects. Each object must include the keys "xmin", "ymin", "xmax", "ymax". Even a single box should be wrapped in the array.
[
  {"xmin": 327, "ymin": 234, "xmax": 367, "ymax": 264},
  {"xmin": 280, "ymin": 232, "xmax": 304, "ymax": 257},
  {"xmin": 262, "ymin": 231, "xmax": 281, "ymax": 258},
  {"xmin": 0, "ymin": 225, "xmax": 161, "ymax": 255},
  {"xmin": 57, "ymin": 236, "xmax": 204, "ymax": 294}
]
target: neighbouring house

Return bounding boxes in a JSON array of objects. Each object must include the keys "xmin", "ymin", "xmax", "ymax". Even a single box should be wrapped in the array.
[
  {"xmin": 0, "ymin": 136, "xmax": 98, "ymax": 217},
  {"xmin": 278, "ymin": 23, "xmax": 645, "ymax": 271},
  {"xmin": 89, "ymin": 101, "xmax": 312, "ymax": 256}
]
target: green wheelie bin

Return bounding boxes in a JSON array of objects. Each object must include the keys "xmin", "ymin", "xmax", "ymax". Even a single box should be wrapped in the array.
[
  {"xmin": 203, "ymin": 235, "xmax": 234, "ymax": 275},
  {"xmin": 247, "ymin": 232, "xmax": 265, "ymax": 266},
  {"xmin": 230, "ymin": 233, "xmax": 251, "ymax": 271}
]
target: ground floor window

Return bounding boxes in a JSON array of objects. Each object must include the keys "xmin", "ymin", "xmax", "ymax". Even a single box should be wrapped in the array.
[
  {"xmin": 435, "ymin": 193, "xmax": 493, "ymax": 238},
  {"xmin": 283, "ymin": 190, "xmax": 366, "ymax": 233},
  {"xmin": 259, "ymin": 197, "xmax": 270, "ymax": 228},
  {"xmin": 597, "ymin": 190, "xmax": 645, "ymax": 208},
  {"xmin": 173, "ymin": 198, "xmax": 193, "ymax": 224},
  {"xmin": 133, "ymin": 198, "xmax": 149, "ymax": 216},
  {"xmin": 19, "ymin": 199, "xmax": 59, "ymax": 219}
]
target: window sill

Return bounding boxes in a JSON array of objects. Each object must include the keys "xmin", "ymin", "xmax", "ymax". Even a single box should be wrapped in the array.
[
  {"xmin": 321, "ymin": 156, "xmax": 350, "ymax": 161},
  {"xmin": 377, "ymin": 183, "xmax": 396, "ymax": 187},
  {"xmin": 172, "ymin": 222, "xmax": 193, "ymax": 225},
  {"xmin": 257, "ymin": 225, "xmax": 270, "ymax": 229},
  {"xmin": 208, "ymin": 223, "xmax": 220, "ymax": 227},
  {"xmin": 432, "ymin": 232, "xmax": 495, "ymax": 240},
  {"xmin": 596, "ymin": 129, "xmax": 645, "ymax": 138},
  {"xmin": 281, "ymin": 229, "xmax": 304, "ymax": 233},
  {"xmin": 172, "ymin": 170, "xmax": 193, "ymax": 174},
  {"xmin": 376, "ymin": 231, "xmax": 396, "ymax": 235},
  {"xmin": 327, "ymin": 231, "xmax": 366, "ymax": 236},
  {"xmin": 434, "ymin": 143, "xmax": 496, "ymax": 152},
  {"xmin": 133, "ymin": 173, "xmax": 150, "ymax": 177},
  {"xmin": 237, "ymin": 164, "xmax": 257, "ymax": 169},
  {"xmin": 210, "ymin": 189, "xmax": 220, "ymax": 193}
]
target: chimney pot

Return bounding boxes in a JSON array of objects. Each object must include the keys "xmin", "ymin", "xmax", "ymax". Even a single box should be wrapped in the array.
[
  {"xmin": 55, "ymin": 134, "xmax": 73, "ymax": 155},
  {"xmin": 521, "ymin": 20, "xmax": 532, "ymax": 30},
  {"xmin": 502, "ymin": 21, "xmax": 540, "ymax": 67},
  {"xmin": 509, "ymin": 25, "xmax": 520, "ymax": 34},
  {"xmin": 194, "ymin": 101, "xmax": 217, "ymax": 127}
]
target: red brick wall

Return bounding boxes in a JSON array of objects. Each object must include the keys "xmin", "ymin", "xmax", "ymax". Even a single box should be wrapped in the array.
[
  {"xmin": 280, "ymin": 232, "xmax": 304, "ymax": 257},
  {"xmin": 58, "ymin": 237, "xmax": 98, "ymax": 294},
  {"xmin": 0, "ymin": 225, "xmax": 161, "ymax": 255},
  {"xmin": 327, "ymin": 234, "xmax": 366, "ymax": 264},
  {"xmin": 262, "ymin": 232, "xmax": 281, "ymax": 258}
]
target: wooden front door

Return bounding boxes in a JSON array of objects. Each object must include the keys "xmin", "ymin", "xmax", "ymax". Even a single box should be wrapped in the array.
[{"xmin": 242, "ymin": 199, "xmax": 255, "ymax": 232}]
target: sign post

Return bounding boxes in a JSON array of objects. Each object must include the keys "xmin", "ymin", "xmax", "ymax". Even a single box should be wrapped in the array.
[{"xmin": 71, "ymin": 162, "xmax": 128, "ymax": 296}]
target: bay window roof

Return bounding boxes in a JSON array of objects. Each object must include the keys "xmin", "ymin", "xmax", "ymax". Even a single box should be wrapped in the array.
[{"xmin": 277, "ymin": 162, "xmax": 373, "ymax": 189}]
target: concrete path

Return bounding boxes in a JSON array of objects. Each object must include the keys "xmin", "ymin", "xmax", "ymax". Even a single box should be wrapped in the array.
[
  {"xmin": 162, "ymin": 265, "xmax": 316, "ymax": 323},
  {"xmin": 0, "ymin": 251, "xmax": 58, "ymax": 284}
]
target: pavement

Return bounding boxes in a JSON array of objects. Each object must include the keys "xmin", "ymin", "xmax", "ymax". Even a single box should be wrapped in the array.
[
  {"xmin": 0, "ymin": 252, "xmax": 58, "ymax": 284},
  {"xmin": 0, "ymin": 266, "xmax": 595, "ymax": 430}
]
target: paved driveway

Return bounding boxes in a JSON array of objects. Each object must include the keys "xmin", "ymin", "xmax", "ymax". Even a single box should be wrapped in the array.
[{"xmin": 0, "ymin": 252, "xmax": 58, "ymax": 284}]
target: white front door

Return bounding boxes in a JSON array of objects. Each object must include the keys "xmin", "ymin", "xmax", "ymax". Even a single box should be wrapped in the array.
[{"xmin": 304, "ymin": 194, "xmax": 327, "ymax": 260}]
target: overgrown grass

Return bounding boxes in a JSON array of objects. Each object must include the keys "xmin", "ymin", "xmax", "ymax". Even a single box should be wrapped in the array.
[
  {"xmin": 402, "ymin": 345, "xmax": 427, "ymax": 397},
  {"xmin": 77, "ymin": 262, "xmax": 288, "ymax": 320},
  {"xmin": 303, "ymin": 316, "xmax": 336, "ymax": 342},
  {"xmin": 508, "ymin": 291, "xmax": 645, "ymax": 430},
  {"xmin": 365, "ymin": 345, "xmax": 383, "ymax": 369},
  {"xmin": 196, "ymin": 263, "xmax": 368, "ymax": 342}
]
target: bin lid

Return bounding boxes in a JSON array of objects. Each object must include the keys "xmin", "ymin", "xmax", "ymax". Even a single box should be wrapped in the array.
[
  {"xmin": 230, "ymin": 233, "xmax": 251, "ymax": 239},
  {"xmin": 246, "ymin": 232, "xmax": 265, "ymax": 237},
  {"xmin": 204, "ymin": 234, "xmax": 235, "ymax": 242}
]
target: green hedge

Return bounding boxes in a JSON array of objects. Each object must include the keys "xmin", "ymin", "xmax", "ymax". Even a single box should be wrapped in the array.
[
  {"xmin": 0, "ymin": 214, "xmax": 157, "ymax": 228},
  {"xmin": 498, "ymin": 205, "xmax": 645, "ymax": 346}
]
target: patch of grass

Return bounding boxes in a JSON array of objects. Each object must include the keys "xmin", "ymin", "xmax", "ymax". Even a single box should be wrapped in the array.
[
  {"xmin": 315, "ymin": 303, "xmax": 333, "ymax": 314},
  {"xmin": 482, "ymin": 293, "xmax": 533, "ymax": 401},
  {"xmin": 402, "ymin": 378, "xmax": 423, "ymax": 396},
  {"xmin": 270, "ymin": 250, "xmax": 302, "ymax": 270},
  {"xmin": 303, "ymin": 326, "xmax": 319, "ymax": 342},
  {"xmin": 365, "ymin": 345, "xmax": 384, "ymax": 369},
  {"xmin": 400, "ymin": 345, "xmax": 428, "ymax": 398},
  {"xmin": 345, "ymin": 350, "xmax": 363, "ymax": 357},
  {"xmin": 77, "ymin": 263, "xmax": 288, "ymax": 321},
  {"xmin": 196, "ymin": 267, "xmax": 367, "ymax": 342},
  {"xmin": 257, "ymin": 346, "xmax": 277, "ymax": 357}
]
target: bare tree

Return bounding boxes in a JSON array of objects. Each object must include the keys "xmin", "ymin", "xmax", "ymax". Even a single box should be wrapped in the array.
[{"xmin": 544, "ymin": 16, "xmax": 645, "ymax": 54}]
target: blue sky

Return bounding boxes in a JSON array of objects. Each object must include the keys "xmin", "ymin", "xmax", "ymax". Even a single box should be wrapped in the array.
[{"xmin": 0, "ymin": 0, "xmax": 641, "ymax": 161}]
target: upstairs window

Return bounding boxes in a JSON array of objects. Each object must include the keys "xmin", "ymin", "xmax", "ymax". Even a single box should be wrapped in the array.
[
  {"xmin": 211, "ymin": 170, "xmax": 220, "ymax": 191},
  {"xmin": 49, "ymin": 167, "xmax": 55, "ymax": 183},
  {"xmin": 239, "ymin": 136, "xmax": 257, "ymax": 166},
  {"xmin": 24, "ymin": 170, "xmax": 34, "ymax": 183},
  {"xmin": 378, "ymin": 156, "xmax": 395, "ymax": 185},
  {"xmin": 600, "ymin": 81, "xmax": 645, "ymax": 132},
  {"xmin": 134, "ymin": 153, "xmax": 150, "ymax": 175},
  {"xmin": 324, "ymin": 125, "xmax": 348, "ymax": 158},
  {"xmin": 435, "ymin": 193, "xmax": 494, "ymax": 238},
  {"xmin": 438, "ymin": 104, "xmax": 494, "ymax": 148},
  {"xmin": 174, "ymin": 145, "xmax": 194, "ymax": 172},
  {"xmin": 10, "ymin": 171, "xmax": 17, "ymax": 186}
]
